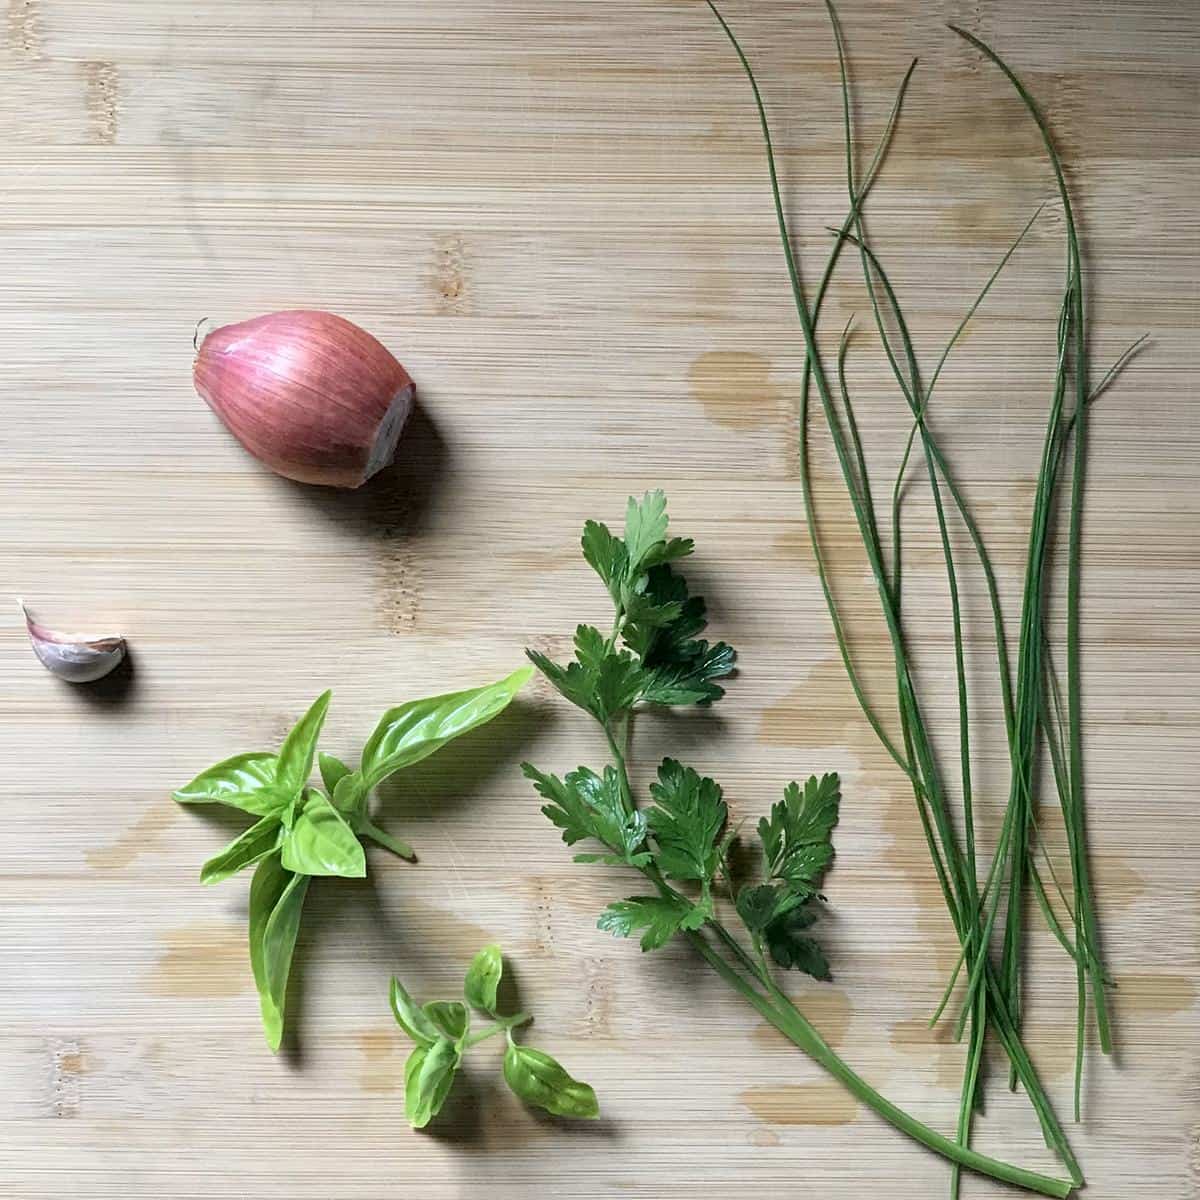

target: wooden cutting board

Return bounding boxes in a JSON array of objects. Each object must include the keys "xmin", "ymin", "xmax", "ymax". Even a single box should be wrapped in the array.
[{"xmin": 1, "ymin": 2, "xmax": 1195, "ymax": 1196}]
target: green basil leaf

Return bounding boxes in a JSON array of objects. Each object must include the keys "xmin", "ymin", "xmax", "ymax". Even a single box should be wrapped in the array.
[
  {"xmin": 318, "ymin": 751, "xmax": 351, "ymax": 795},
  {"xmin": 390, "ymin": 977, "xmax": 440, "ymax": 1046},
  {"xmin": 275, "ymin": 691, "xmax": 332, "ymax": 795},
  {"xmin": 502, "ymin": 1043, "xmax": 598, "ymax": 1119},
  {"xmin": 280, "ymin": 788, "xmax": 366, "ymax": 878},
  {"xmin": 423, "ymin": 1000, "xmax": 469, "ymax": 1041},
  {"xmin": 404, "ymin": 1037, "xmax": 460, "ymax": 1129},
  {"xmin": 248, "ymin": 852, "xmax": 310, "ymax": 1052},
  {"xmin": 463, "ymin": 944, "xmax": 503, "ymax": 1015},
  {"xmin": 358, "ymin": 667, "xmax": 532, "ymax": 790},
  {"xmin": 173, "ymin": 752, "xmax": 285, "ymax": 816},
  {"xmin": 331, "ymin": 771, "xmax": 366, "ymax": 819},
  {"xmin": 200, "ymin": 814, "xmax": 284, "ymax": 885}
]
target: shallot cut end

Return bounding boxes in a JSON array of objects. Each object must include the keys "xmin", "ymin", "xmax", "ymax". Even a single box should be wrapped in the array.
[{"xmin": 363, "ymin": 383, "xmax": 415, "ymax": 484}]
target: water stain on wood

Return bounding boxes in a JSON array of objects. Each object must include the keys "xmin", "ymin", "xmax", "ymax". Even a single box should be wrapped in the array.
[
  {"xmin": 879, "ymin": 787, "xmax": 962, "ymax": 980},
  {"xmin": 741, "ymin": 1082, "xmax": 858, "ymax": 1126},
  {"xmin": 7, "ymin": 0, "xmax": 41, "ymax": 60},
  {"xmin": 691, "ymin": 268, "xmax": 735, "ymax": 320},
  {"xmin": 83, "ymin": 61, "xmax": 118, "ymax": 144},
  {"xmin": 357, "ymin": 1028, "xmax": 399, "ymax": 1093},
  {"xmin": 888, "ymin": 1017, "xmax": 964, "ymax": 1090},
  {"xmin": 151, "ymin": 923, "xmax": 249, "ymax": 998},
  {"xmin": 1116, "ymin": 973, "xmax": 1196, "ymax": 1016},
  {"xmin": 428, "ymin": 233, "xmax": 470, "ymax": 316},
  {"xmin": 689, "ymin": 351, "xmax": 784, "ymax": 432},
  {"xmin": 759, "ymin": 656, "xmax": 896, "ymax": 760},
  {"xmin": 1020, "ymin": 1023, "xmax": 1076, "ymax": 1083},
  {"xmin": 753, "ymin": 988, "xmax": 852, "ymax": 1051},
  {"xmin": 86, "ymin": 803, "xmax": 177, "ymax": 871},
  {"xmin": 402, "ymin": 902, "xmax": 493, "ymax": 962},
  {"xmin": 1091, "ymin": 860, "xmax": 1147, "ymax": 911},
  {"xmin": 749, "ymin": 1127, "xmax": 780, "ymax": 1147},
  {"xmin": 774, "ymin": 520, "xmax": 888, "ymax": 636}
]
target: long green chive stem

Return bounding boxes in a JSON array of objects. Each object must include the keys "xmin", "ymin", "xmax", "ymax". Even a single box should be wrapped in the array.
[
  {"xmin": 950, "ymin": 26, "xmax": 1113, "ymax": 1112},
  {"xmin": 704, "ymin": 0, "xmax": 1095, "ymax": 1184}
]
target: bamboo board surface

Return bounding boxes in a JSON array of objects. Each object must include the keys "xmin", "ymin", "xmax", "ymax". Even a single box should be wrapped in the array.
[{"xmin": 1, "ymin": 1, "xmax": 1197, "ymax": 1196}]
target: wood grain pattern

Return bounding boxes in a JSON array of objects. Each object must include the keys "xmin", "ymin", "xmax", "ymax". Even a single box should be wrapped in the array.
[{"xmin": 1, "ymin": 1, "xmax": 1196, "ymax": 1196}]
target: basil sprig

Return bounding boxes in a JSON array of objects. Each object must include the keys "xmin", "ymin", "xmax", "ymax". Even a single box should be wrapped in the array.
[
  {"xmin": 174, "ymin": 667, "xmax": 532, "ymax": 1051},
  {"xmin": 392, "ymin": 945, "xmax": 598, "ymax": 1128}
]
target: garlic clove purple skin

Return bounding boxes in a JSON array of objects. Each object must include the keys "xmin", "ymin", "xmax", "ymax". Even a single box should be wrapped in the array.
[{"xmin": 20, "ymin": 602, "xmax": 127, "ymax": 683}]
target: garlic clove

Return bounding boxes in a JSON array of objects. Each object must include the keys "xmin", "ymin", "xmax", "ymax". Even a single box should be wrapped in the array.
[
  {"xmin": 193, "ymin": 310, "xmax": 415, "ymax": 489},
  {"xmin": 20, "ymin": 601, "xmax": 127, "ymax": 684}
]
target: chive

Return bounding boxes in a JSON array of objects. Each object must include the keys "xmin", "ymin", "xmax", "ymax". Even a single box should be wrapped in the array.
[
  {"xmin": 949, "ymin": 24, "xmax": 1115, "ymax": 1110},
  {"xmin": 703, "ymin": 0, "xmax": 1124, "ymax": 1188}
]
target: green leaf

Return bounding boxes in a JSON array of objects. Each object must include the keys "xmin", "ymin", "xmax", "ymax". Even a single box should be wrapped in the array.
[
  {"xmin": 597, "ymin": 894, "xmax": 706, "ymax": 951},
  {"xmin": 423, "ymin": 1000, "xmax": 469, "ymax": 1041},
  {"xmin": 641, "ymin": 640, "xmax": 737, "ymax": 707},
  {"xmin": 503, "ymin": 1042, "xmax": 598, "ymax": 1119},
  {"xmin": 404, "ymin": 1037, "xmax": 460, "ymax": 1129},
  {"xmin": 173, "ymin": 752, "xmax": 285, "ymax": 816},
  {"xmin": 331, "ymin": 771, "xmax": 365, "ymax": 819},
  {"xmin": 248, "ymin": 852, "xmax": 310, "ymax": 1052},
  {"xmin": 593, "ymin": 651, "xmax": 647, "ymax": 720},
  {"xmin": 581, "ymin": 519, "xmax": 628, "ymax": 600},
  {"xmin": 646, "ymin": 758, "xmax": 727, "ymax": 884},
  {"xmin": 463, "ymin": 944, "xmax": 503, "ymax": 1015},
  {"xmin": 624, "ymin": 489, "xmax": 670, "ymax": 575},
  {"xmin": 735, "ymin": 882, "xmax": 804, "ymax": 935},
  {"xmin": 623, "ymin": 564, "xmax": 736, "ymax": 706},
  {"xmin": 358, "ymin": 667, "xmax": 532, "ymax": 790},
  {"xmin": 572, "ymin": 624, "xmax": 609, "ymax": 674},
  {"xmin": 523, "ymin": 762, "xmax": 649, "ymax": 866},
  {"xmin": 621, "ymin": 591, "xmax": 684, "ymax": 636},
  {"xmin": 640, "ymin": 536, "xmax": 694, "ymax": 570},
  {"xmin": 281, "ymin": 788, "xmax": 366, "ymax": 878},
  {"xmin": 526, "ymin": 649, "xmax": 597, "ymax": 714},
  {"xmin": 757, "ymin": 773, "xmax": 841, "ymax": 894},
  {"xmin": 763, "ymin": 906, "xmax": 831, "ymax": 980},
  {"xmin": 527, "ymin": 644, "xmax": 645, "ymax": 724},
  {"xmin": 275, "ymin": 691, "xmax": 332, "ymax": 796},
  {"xmin": 318, "ymin": 751, "xmax": 351, "ymax": 795},
  {"xmin": 200, "ymin": 814, "xmax": 284, "ymax": 885},
  {"xmin": 390, "ymin": 977, "xmax": 440, "ymax": 1046}
]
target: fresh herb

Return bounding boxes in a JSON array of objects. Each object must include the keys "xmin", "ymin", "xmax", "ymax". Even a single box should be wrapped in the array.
[
  {"xmin": 524, "ymin": 491, "xmax": 1073, "ymax": 1198},
  {"xmin": 174, "ymin": 667, "xmax": 531, "ymax": 1050},
  {"xmin": 390, "ymin": 944, "xmax": 598, "ymax": 1128}
]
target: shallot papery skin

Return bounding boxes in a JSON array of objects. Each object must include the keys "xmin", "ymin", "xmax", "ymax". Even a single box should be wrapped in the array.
[{"xmin": 193, "ymin": 310, "xmax": 415, "ymax": 488}]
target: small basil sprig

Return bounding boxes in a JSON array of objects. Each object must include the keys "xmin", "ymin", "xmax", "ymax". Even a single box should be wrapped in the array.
[
  {"xmin": 391, "ymin": 945, "xmax": 598, "ymax": 1128},
  {"xmin": 174, "ymin": 667, "xmax": 532, "ymax": 1051}
]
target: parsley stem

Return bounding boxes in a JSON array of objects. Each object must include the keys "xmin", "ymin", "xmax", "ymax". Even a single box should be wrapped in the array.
[
  {"xmin": 603, "ymin": 721, "xmax": 636, "ymax": 816},
  {"xmin": 684, "ymin": 926, "xmax": 1072, "ymax": 1198}
]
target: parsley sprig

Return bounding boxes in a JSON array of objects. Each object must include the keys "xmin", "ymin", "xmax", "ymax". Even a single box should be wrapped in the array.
[{"xmin": 523, "ymin": 492, "xmax": 1073, "ymax": 1199}]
